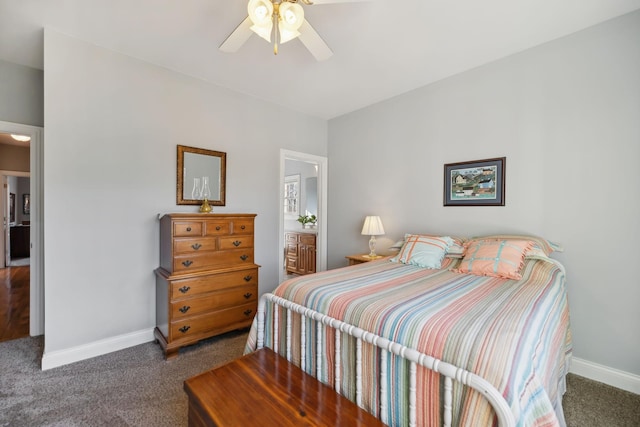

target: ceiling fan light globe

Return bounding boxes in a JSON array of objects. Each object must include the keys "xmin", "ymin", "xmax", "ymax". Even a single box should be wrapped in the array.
[
  {"xmin": 278, "ymin": 25, "xmax": 300, "ymax": 43},
  {"xmin": 248, "ymin": 0, "xmax": 273, "ymax": 26},
  {"xmin": 278, "ymin": 2, "xmax": 304, "ymax": 31},
  {"xmin": 255, "ymin": 5, "xmax": 269, "ymax": 20},
  {"xmin": 250, "ymin": 22, "xmax": 273, "ymax": 42}
]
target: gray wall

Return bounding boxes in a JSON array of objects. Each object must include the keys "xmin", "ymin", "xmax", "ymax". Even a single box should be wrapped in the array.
[
  {"xmin": 0, "ymin": 59, "xmax": 43, "ymax": 127},
  {"xmin": 43, "ymin": 29, "xmax": 327, "ymax": 356},
  {"xmin": 328, "ymin": 11, "xmax": 640, "ymax": 376}
]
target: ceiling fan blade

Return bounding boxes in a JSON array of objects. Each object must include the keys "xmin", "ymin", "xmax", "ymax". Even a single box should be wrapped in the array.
[
  {"xmin": 219, "ymin": 17, "xmax": 254, "ymax": 53},
  {"xmin": 298, "ymin": 20, "xmax": 333, "ymax": 61}
]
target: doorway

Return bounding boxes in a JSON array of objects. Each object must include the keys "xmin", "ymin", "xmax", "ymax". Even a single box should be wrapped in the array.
[
  {"xmin": 279, "ymin": 150, "xmax": 328, "ymax": 284},
  {"xmin": 0, "ymin": 121, "xmax": 43, "ymax": 337}
]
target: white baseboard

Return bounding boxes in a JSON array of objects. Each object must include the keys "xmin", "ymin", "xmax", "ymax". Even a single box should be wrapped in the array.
[
  {"xmin": 570, "ymin": 357, "xmax": 640, "ymax": 395},
  {"xmin": 41, "ymin": 328, "xmax": 155, "ymax": 370}
]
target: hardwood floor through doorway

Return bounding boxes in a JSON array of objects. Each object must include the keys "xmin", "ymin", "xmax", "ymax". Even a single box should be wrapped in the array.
[{"xmin": 0, "ymin": 266, "xmax": 30, "ymax": 342}]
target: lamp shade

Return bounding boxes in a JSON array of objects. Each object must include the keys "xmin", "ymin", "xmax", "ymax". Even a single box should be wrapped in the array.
[
  {"xmin": 361, "ymin": 216, "xmax": 385, "ymax": 236},
  {"xmin": 248, "ymin": 0, "xmax": 274, "ymax": 42},
  {"xmin": 278, "ymin": 2, "xmax": 304, "ymax": 44}
]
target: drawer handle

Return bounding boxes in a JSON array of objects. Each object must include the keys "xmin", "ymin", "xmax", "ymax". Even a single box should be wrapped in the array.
[
  {"xmin": 186, "ymin": 227, "xmax": 192, "ymax": 232},
  {"xmin": 244, "ymin": 275, "xmax": 252, "ymax": 282},
  {"xmin": 216, "ymin": 226, "xmax": 221, "ymax": 231},
  {"xmin": 240, "ymin": 255, "xmax": 248, "ymax": 261},
  {"xmin": 182, "ymin": 260, "xmax": 193, "ymax": 267},
  {"xmin": 243, "ymin": 309, "xmax": 253, "ymax": 316},
  {"xmin": 243, "ymin": 292, "xmax": 253, "ymax": 299},
  {"xmin": 178, "ymin": 286, "xmax": 191, "ymax": 294},
  {"xmin": 179, "ymin": 305, "xmax": 190, "ymax": 314},
  {"xmin": 179, "ymin": 326, "xmax": 191, "ymax": 333},
  {"xmin": 241, "ymin": 225, "xmax": 246, "ymax": 230},
  {"xmin": 191, "ymin": 243, "xmax": 202, "ymax": 250},
  {"xmin": 233, "ymin": 240, "xmax": 241, "ymax": 247}
]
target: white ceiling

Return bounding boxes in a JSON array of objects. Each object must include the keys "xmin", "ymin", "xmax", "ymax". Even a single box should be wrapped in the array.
[{"xmin": 0, "ymin": 0, "xmax": 638, "ymax": 119}]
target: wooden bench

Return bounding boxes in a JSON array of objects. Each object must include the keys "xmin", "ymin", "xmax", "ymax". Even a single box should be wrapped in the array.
[{"xmin": 184, "ymin": 348, "xmax": 385, "ymax": 426}]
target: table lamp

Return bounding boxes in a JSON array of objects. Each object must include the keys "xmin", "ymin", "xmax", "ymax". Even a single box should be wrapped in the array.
[{"xmin": 361, "ymin": 216, "xmax": 385, "ymax": 258}]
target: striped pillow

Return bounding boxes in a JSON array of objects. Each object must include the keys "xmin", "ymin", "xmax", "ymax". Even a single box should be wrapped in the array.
[
  {"xmin": 391, "ymin": 235, "xmax": 454, "ymax": 269},
  {"xmin": 390, "ymin": 234, "xmax": 466, "ymax": 258},
  {"xmin": 454, "ymin": 239, "xmax": 534, "ymax": 280}
]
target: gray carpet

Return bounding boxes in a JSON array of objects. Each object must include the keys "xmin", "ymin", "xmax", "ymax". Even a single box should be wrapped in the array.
[
  {"xmin": 1, "ymin": 332, "xmax": 639, "ymax": 426},
  {"xmin": 0, "ymin": 331, "xmax": 248, "ymax": 427}
]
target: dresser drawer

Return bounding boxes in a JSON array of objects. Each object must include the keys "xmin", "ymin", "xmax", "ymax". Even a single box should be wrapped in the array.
[
  {"xmin": 171, "ymin": 284, "xmax": 258, "ymax": 319},
  {"xmin": 173, "ymin": 250, "xmax": 254, "ymax": 273},
  {"xmin": 286, "ymin": 243, "xmax": 298, "ymax": 257},
  {"xmin": 233, "ymin": 219, "xmax": 254, "ymax": 234},
  {"xmin": 170, "ymin": 268, "xmax": 258, "ymax": 300},
  {"xmin": 218, "ymin": 235, "xmax": 254, "ymax": 251},
  {"xmin": 170, "ymin": 302, "xmax": 257, "ymax": 339},
  {"xmin": 174, "ymin": 221, "xmax": 203, "ymax": 237},
  {"xmin": 174, "ymin": 237, "xmax": 218, "ymax": 254},
  {"xmin": 299, "ymin": 234, "xmax": 316, "ymax": 246},
  {"xmin": 204, "ymin": 220, "xmax": 231, "ymax": 236},
  {"xmin": 285, "ymin": 233, "xmax": 298, "ymax": 244}
]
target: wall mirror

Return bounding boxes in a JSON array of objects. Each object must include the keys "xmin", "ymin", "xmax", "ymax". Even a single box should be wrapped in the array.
[
  {"xmin": 177, "ymin": 145, "xmax": 226, "ymax": 206},
  {"xmin": 283, "ymin": 174, "xmax": 300, "ymax": 219}
]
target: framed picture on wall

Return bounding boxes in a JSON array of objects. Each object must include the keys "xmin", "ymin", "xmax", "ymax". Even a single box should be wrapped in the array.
[
  {"xmin": 444, "ymin": 157, "xmax": 505, "ymax": 206},
  {"xmin": 23, "ymin": 193, "xmax": 30, "ymax": 215},
  {"xmin": 10, "ymin": 193, "xmax": 15, "ymax": 223}
]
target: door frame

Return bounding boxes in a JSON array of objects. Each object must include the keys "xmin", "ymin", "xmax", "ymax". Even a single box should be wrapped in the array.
[
  {"xmin": 279, "ymin": 149, "xmax": 328, "ymax": 284},
  {"xmin": 0, "ymin": 120, "xmax": 44, "ymax": 336}
]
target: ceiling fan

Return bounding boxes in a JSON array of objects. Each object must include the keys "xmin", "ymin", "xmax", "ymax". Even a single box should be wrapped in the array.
[{"xmin": 219, "ymin": 0, "xmax": 368, "ymax": 61}]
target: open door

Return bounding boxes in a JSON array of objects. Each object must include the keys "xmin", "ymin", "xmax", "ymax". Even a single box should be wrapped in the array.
[
  {"xmin": 279, "ymin": 149, "xmax": 328, "ymax": 285},
  {"xmin": 0, "ymin": 121, "xmax": 44, "ymax": 336}
]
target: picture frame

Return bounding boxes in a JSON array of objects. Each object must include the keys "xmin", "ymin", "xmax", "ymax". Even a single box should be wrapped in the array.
[
  {"xmin": 9, "ymin": 193, "xmax": 15, "ymax": 223},
  {"xmin": 23, "ymin": 193, "xmax": 30, "ymax": 214},
  {"xmin": 444, "ymin": 157, "xmax": 505, "ymax": 206}
]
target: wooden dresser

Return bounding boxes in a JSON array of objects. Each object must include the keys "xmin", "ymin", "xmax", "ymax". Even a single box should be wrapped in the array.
[
  {"xmin": 285, "ymin": 231, "xmax": 316, "ymax": 275},
  {"xmin": 155, "ymin": 213, "xmax": 259, "ymax": 359}
]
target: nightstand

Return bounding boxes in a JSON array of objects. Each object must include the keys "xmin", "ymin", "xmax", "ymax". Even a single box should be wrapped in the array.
[{"xmin": 345, "ymin": 254, "xmax": 384, "ymax": 265}]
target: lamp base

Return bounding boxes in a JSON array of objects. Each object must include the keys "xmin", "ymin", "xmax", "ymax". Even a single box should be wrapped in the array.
[
  {"xmin": 199, "ymin": 198, "xmax": 212, "ymax": 213},
  {"xmin": 367, "ymin": 235, "xmax": 378, "ymax": 258}
]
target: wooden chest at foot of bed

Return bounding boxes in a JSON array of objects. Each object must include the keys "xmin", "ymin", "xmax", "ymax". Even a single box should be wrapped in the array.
[{"xmin": 183, "ymin": 348, "xmax": 385, "ymax": 427}]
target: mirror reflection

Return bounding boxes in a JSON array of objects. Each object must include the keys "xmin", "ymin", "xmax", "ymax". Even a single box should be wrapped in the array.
[
  {"xmin": 283, "ymin": 159, "xmax": 318, "ymax": 231},
  {"xmin": 177, "ymin": 145, "xmax": 226, "ymax": 206}
]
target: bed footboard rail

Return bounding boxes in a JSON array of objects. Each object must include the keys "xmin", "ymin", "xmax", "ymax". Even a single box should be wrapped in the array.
[{"xmin": 256, "ymin": 293, "xmax": 515, "ymax": 427}]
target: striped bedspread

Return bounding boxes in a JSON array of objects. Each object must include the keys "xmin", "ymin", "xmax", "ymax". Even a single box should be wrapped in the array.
[{"xmin": 246, "ymin": 256, "xmax": 572, "ymax": 427}]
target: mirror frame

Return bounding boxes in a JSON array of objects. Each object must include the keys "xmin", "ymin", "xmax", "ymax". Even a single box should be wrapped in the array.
[{"xmin": 176, "ymin": 145, "xmax": 227, "ymax": 206}]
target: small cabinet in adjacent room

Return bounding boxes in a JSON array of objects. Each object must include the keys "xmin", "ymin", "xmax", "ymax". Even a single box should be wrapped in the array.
[
  {"xmin": 285, "ymin": 231, "xmax": 316, "ymax": 275},
  {"xmin": 9, "ymin": 225, "xmax": 30, "ymax": 258}
]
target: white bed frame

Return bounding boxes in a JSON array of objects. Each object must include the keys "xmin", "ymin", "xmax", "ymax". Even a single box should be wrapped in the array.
[{"xmin": 256, "ymin": 293, "xmax": 516, "ymax": 427}]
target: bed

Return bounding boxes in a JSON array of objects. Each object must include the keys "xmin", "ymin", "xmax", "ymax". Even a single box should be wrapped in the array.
[{"xmin": 245, "ymin": 234, "xmax": 572, "ymax": 426}]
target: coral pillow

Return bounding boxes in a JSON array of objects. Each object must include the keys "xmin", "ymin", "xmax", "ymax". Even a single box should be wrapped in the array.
[
  {"xmin": 454, "ymin": 239, "xmax": 534, "ymax": 280},
  {"xmin": 391, "ymin": 235, "xmax": 453, "ymax": 269},
  {"xmin": 472, "ymin": 234, "xmax": 562, "ymax": 256}
]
